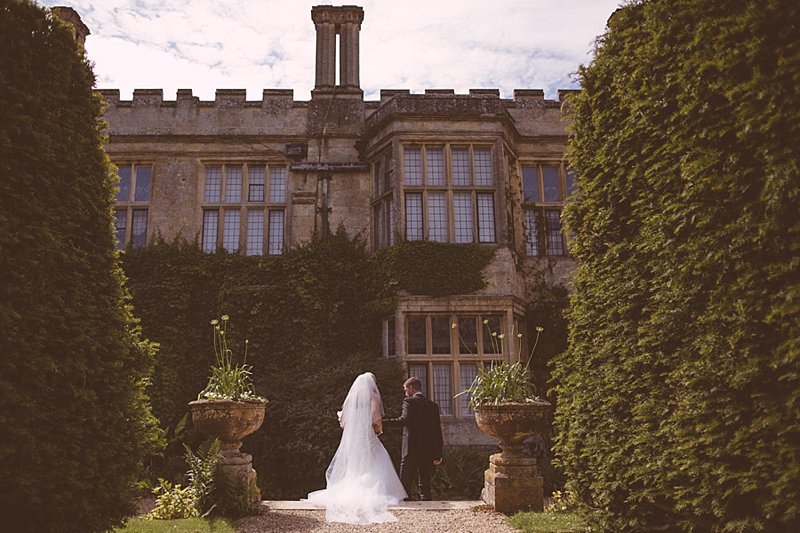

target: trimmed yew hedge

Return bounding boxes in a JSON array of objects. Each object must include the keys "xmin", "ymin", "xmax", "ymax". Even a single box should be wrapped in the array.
[
  {"xmin": 554, "ymin": 0, "xmax": 800, "ymax": 531},
  {"xmin": 0, "ymin": 2, "xmax": 162, "ymax": 531}
]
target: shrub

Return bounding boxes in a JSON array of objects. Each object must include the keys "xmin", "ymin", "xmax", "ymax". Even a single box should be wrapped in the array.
[
  {"xmin": 431, "ymin": 448, "xmax": 489, "ymax": 500},
  {"xmin": 0, "ymin": 2, "xmax": 162, "ymax": 531},
  {"xmin": 555, "ymin": 0, "xmax": 800, "ymax": 531},
  {"xmin": 145, "ymin": 480, "xmax": 200, "ymax": 521}
]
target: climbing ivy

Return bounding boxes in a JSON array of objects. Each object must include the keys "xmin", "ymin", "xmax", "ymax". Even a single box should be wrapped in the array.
[
  {"xmin": 381, "ymin": 239, "xmax": 496, "ymax": 296},
  {"xmin": 122, "ymin": 231, "xmax": 496, "ymax": 497}
]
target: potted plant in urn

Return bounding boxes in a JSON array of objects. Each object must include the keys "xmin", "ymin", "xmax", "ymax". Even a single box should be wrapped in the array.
[
  {"xmin": 188, "ymin": 315, "xmax": 267, "ymax": 515},
  {"xmin": 455, "ymin": 320, "xmax": 552, "ymax": 513}
]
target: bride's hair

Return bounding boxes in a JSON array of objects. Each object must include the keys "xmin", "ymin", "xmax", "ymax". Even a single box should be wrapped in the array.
[{"xmin": 340, "ymin": 372, "xmax": 384, "ymax": 426}]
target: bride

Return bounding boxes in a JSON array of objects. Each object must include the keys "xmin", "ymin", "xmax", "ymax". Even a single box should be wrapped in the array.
[{"xmin": 306, "ymin": 372, "xmax": 407, "ymax": 524}]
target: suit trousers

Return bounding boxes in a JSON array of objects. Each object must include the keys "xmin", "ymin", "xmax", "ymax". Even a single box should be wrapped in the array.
[{"xmin": 399, "ymin": 454, "xmax": 435, "ymax": 501}]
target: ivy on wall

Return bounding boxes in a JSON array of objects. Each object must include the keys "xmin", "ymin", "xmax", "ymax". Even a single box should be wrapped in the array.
[
  {"xmin": 381, "ymin": 239, "xmax": 497, "ymax": 296},
  {"xmin": 122, "ymin": 230, "xmax": 497, "ymax": 498}
]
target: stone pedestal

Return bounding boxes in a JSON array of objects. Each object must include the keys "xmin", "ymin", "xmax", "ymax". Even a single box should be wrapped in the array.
[
  {"xmin": 218, "ymin": 450, "xmax": 261, "ymax": 509},
  {"xmin": 189, "ymin": 399, "xmax": 267, "ymax": 515},
  {"xmin": 481, "ymin": 453, "xmax": 544, "ymax": 514}
]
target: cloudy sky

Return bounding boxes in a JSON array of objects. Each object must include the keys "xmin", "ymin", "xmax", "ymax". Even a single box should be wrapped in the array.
[{"xmin": 39, "ymin": 0, "xmax": 621, "ymax": 101}]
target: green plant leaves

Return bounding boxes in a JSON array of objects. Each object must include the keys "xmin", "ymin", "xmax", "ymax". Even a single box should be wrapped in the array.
[{"xmin": 555, "ymin": 1, "xmax": 800, "ymax": 531}]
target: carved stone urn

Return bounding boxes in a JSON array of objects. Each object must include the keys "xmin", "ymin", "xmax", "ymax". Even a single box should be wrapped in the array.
[
  {"xmin": 189, "ymin": 398, "xmax": 268, "ymax": 512},
  {"xmin": 474, "ymin": 400, "xmax": 552, "ymax": 513}
]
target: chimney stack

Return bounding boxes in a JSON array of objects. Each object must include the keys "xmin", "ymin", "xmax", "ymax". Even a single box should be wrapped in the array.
[
  {"xmin": 311, "ymin": 6, "xmax": 364, "ymax": 92},
  {"xmin": 51, "ymin": 6, "xmax": 90, "ymax": 48}
]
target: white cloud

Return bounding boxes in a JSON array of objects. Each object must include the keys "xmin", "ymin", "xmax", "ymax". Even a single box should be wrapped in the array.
[{"xmin": 40, "ymin": 0, "xmax": 620, "ymax": 100}]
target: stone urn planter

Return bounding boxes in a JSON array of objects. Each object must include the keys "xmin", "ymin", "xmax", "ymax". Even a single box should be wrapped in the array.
[
  {"xmin": 474, "ymin": 400, "xmax": 551, "ymax": 457},
  {"xmin": 189, "ymin": 398, "xmax": 267, "ymax": 453},
  {"xmin": 189, "ymin": 398, "xmax": 268, "ymax": 512},
  {"xmin": 475, "ymin": 400, "xmax": 552, "ymax": 514}
]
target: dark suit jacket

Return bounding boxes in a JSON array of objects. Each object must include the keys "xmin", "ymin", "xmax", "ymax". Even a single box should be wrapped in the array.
[{"xmin": 385, "ymin": 392, "xmax": 443, "ymax": 461}]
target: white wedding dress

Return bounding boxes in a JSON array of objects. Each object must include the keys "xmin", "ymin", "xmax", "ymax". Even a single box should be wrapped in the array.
[{"xmin": 306, "ymin": 372, "xmax": 407, "ymax": 524}]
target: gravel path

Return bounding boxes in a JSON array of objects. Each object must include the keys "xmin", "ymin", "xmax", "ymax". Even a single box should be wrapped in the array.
[{"xmin": 235, "ymin": 506, "xmax": 517, "ymax": 533}]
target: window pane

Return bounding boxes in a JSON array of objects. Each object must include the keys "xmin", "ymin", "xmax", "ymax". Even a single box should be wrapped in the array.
[
  {"xmin": 542, "ymin": 165, "xmax": 560, "ymax": 202},
  {"xmin": 451, "ymin": 148, "xmax": 470, "ymax": 186},
  {"xmin": 404, "ymin": 146, "xmax": 422, "ymax": 186},
  {"xmin": 374, "ymin": 159, "xmax": 383, "ymax": 196},
  {"xmin": 131, "ymin": 209, "xmax": 148, "ymax": 247},
  {"xmin": 223, "ymin": 210, "xmax": 240, "ymax": 252},
  {"xmin": 433, "ymin": 363, "xmax": 453, "ymax": 415},
  {"xmin": 134, "ymin": 166, "xmax": 152, "ymax": 202},
  {"xmin": 427, "ymin": 192, "xmax": 447, "ymax": 242},
  {"xmin": 116, "ymin": 165, "xmax": 131, "ymax": 202},
  {"xmin": 407, "ymin": 316, "xmax": 427, "ymax": 354},
  {"xmin": 453, "ymin": 192, "xmax": 473, "ymax": 243},
  {"xmin": 524, "ymin": 209, "xmax": 541, "ymax": 256},
  {"xmin": 202, "ymin": 210, "xmax": 218, "ymax": 252},
  {"xmin": 383, "ymin": 152, "xmax": 393, "ymax": 192},
  {"xmin": 268, "ymin": 210, "xmax": 284, "ymax": 255},
  {"xmin": 269, "ymin": 166, "xmax": 287, "ymax": 203},
  {"xmin": 387, "ymin": 318, "xmax": 396, "ymax": 357},
  {"xmin": 114, "ymin": 210, "xmax": 127, "ymax": 249},
  {"xmin": 431, "ymin": 316, "xmax": 451, "ymax": 354},
  {"xmin": 408, "ymin": 364, "xmax": 428, "ymax": 396},
  {"xmin": 474, "ymin": 148, "xmax": 493, "ymax": 186},
  {"xmin": 249, "ymin": 165, "xmax": 265, "ymax": 202},
  {"xmin": 545, "ymin": 210, "xmax": 565, "ymax": 255},
  {"xmin": 522, "ymin": 165, "xmax": 539, "ymax": 202},
  {"xmin": 477, "ymin": 193, "xmax": 495, "ymax": 243},
  {"xmin": 374, "ymin": 202, "xmax": 387, "ymax": 249},
  {"xmin": 204, "ymin": 167, "xmax": 222, "ymax": 203},
  {"xmin": 566, "ymin": 167, "xmax": 577, "ymax": 198},
  {"xmin": 224, "ymin": 166, "xmax": 242, "ymax": 202},
  {"xmin": 426, "ymin": 147, "xmax": 445, "ymax": 186},
  {"xmin": 405, "ymin": 193, "xmax": 423, "ymax": 241},
  {"xmin": 246, "ymin": 210, "xmax": 264, "ymax": 256},
  {"xmin": 460, "ymin": 362, "xmax": 479, "ymax": 415},
  {"xmin": 482, "ymin": 315, "xmax": 502, "ymax": 354},
  {"xmin": 457, "ymin": 315, "xmax": 478, "ymax": 355}
]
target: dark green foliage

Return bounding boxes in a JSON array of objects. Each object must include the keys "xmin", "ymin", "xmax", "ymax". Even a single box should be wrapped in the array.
[
  {"xmin": 123, "ymin": 230, "xmax": 408, "ymax": 498},
  {"xmin": 555, "ymin": 0, "xmax": 800, "ymax": 531},
  {"xmin": 381, "ymin": 239, "xmax": 496, "ymax": 296},
  {"xmin": 184, "ymin": 438, "xmax": 223, "ymax": 516},
  {"xmin": 0, "ymin": 2, "xmax": 163, "ymax": 531},
  {"xmin": 431, "ymin": 448, "xmax": 489, "ymax": 500}
]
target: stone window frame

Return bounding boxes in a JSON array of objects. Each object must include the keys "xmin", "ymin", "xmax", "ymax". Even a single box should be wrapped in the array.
[
  {"xmin": 371, "ymin": 149, "xmax": 395, "ymax": 250},
  {"xmin": 388, "ymin": 296, "xmax": 526, "ymax": 418},
  {"xmin": 114, "ymin": 162, "xmax": 152, "ymax": 249},
  {"xmin": 201, "ymin": 162, "xmax": 287, "ymax": 255},
  {"xmin": 520, "ymin": 161, "xmax": 575, "ymax": 257},
  {"xmin": 399, "ymin": 143, "xmax": 498, "ymax": 245}
]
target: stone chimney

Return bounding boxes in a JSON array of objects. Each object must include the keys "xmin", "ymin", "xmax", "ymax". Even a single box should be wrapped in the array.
[
  {"xmin": 51, "ymin": 6, "xmax": 90, "ymax": 48},
  {"xmin": 311, "ymin": 5, "xmax": 364, "ymax": 92}
]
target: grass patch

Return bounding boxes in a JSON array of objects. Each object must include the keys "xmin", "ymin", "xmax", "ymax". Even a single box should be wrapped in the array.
[
  {"xmin": 114, "ymin": 517, "xmax": 235, "ymax": 533},
  {"xmin": 509, "ymin": 511, "xmax": 588, "ymax": 533}
]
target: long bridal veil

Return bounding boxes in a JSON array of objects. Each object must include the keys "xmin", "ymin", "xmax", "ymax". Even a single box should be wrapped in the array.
[{"xmin": 307, "ymin": 372, "xmax": 407, "ymax": 524}]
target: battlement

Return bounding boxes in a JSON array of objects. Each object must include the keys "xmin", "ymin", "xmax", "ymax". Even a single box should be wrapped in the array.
[{"xmin": 97, "ymin": 88, "xmax": 299, "ymax": 109}]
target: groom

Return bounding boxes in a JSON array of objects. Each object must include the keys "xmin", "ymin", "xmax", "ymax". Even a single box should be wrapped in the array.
[{"xmin": 383, "ymin": 377, "xmax": 443, "ymax": 501}]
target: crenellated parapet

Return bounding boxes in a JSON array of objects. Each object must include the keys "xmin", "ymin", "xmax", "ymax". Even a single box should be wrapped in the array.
[
  {"xmin": 364, "ymin": 89, "xmax": 570, "ymax": 140},
  {"xmin": 96, "ymin": 88, "xmax": 307, "ymax": 137}
]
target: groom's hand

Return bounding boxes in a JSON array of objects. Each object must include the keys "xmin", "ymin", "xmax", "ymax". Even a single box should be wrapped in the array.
[{"xmin": 433, "ymin": 458, "xmax": 442, "ymax": 465}]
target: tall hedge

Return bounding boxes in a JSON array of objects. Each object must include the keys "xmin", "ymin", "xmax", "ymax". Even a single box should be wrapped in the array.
[
  {"xmin": 0, "ymin": 2, "xmax": 162, "ymax": 531},
  {"xmin": 554, "ymin": 0, "xmax": 799, "ymax": 531}
]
